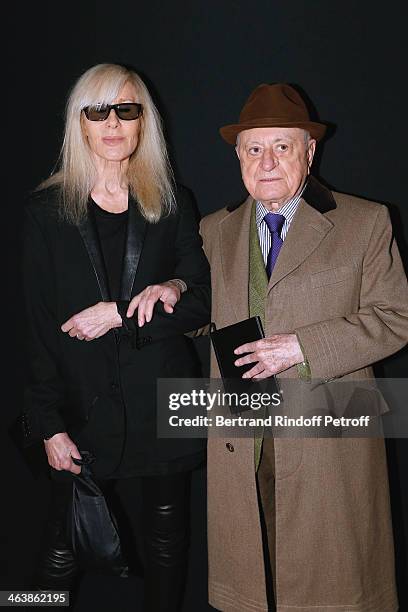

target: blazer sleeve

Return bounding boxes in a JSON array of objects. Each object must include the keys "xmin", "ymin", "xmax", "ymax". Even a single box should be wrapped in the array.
[
  {"xmin": 125, "ymin": 187, "xmax": 211, "ymax": 347},
  {"xmin": 295, "ymin": 205, "xmax": 408, "ymax": 380},
  {"xmin": 22, "ymin": 204, "xmax": 67, "ymax": 442}
]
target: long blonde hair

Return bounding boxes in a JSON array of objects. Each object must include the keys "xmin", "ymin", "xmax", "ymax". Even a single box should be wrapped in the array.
[{"xmin": 40, "ymin": 63, "xmax": 175, "ymax": 224}]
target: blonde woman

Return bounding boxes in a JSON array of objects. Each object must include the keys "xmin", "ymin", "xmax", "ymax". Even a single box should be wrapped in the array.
[{"xmin": 23, "ymin": 63, "xmax": 210, "ymax": 610}]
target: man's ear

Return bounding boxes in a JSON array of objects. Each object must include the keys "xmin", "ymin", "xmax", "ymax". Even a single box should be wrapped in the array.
[
  {"xmin": 307, "ymin": 139, "xmax": 316, "ymax": 168},
  {"xmin": 235, "ymin": 145, "xmax": 240, "ymax": 160}
]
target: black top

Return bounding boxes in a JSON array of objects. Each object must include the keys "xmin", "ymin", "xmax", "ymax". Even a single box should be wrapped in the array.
[{"xmin": 90, "ymin": 200, "xmax": 128, "ymax": 300}]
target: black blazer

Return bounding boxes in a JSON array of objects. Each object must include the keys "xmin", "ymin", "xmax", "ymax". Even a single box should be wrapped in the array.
[{"xmin": 22, "ymin": 185, "xmax": 211, "ymax": 477}]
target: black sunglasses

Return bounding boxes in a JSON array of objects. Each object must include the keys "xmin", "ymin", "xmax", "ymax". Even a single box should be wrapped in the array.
[{"xmin": 83, "ymin": 102, "xmax": 143, "ymax": 121}]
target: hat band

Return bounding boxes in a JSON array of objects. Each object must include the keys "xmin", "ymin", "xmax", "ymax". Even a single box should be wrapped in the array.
[{"xmin": 238, "ymin": 116, "xmax": 310, "ymax": 126}]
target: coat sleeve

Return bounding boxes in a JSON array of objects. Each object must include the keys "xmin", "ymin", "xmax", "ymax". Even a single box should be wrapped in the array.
[
  {"xmin": 22, "ymin": 204, "xmax": 67, "ymax": 442},
  {"xmin": 295, "ymin": 205, "xmax": 408, "ymax": 380},
  {"xmin": 125, "ymin": 187, "xmax": 211, "ymax": 348}
]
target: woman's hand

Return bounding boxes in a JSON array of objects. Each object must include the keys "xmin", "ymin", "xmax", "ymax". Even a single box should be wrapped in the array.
[
  {"xmin": 127, "ymin": 280, "xmax": 185, "ymax": 327},
  {"xmin": 44, "ymin": 432, "xmax": 82, "ymax": 474},
  {"xmin": 61, "ymin": 302, "xmax": 122, "ymax": 341}
]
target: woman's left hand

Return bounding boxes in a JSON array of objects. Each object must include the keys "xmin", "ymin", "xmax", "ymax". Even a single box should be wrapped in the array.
[
  {"xmin": 127, "ymin": 281, "xmax": 184, "ymax": 327},
  {"xmin": 61, "ymin": 302, "xmax": 122, "ymax": 341}
]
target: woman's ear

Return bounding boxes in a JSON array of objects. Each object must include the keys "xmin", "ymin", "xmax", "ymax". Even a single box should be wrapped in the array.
[{"xmin": 80, "ymin": 113, "xmax": 88, "ymax": 139}]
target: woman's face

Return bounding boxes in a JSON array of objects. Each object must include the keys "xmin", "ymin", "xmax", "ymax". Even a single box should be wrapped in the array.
[{"xmin": 82, "ymin": 81, "xmax": 141, "ymax": 164}]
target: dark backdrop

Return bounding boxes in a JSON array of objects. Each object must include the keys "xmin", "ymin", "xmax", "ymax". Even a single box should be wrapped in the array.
[{"xmin": 4, "ymin": 1, "xmax": 407, "ymax": 610}]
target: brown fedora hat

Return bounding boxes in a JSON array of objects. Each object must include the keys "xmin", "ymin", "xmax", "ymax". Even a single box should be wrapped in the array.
[{"xmin": 220, "ymin": 83, "xmax": 326, "ymax": 144}]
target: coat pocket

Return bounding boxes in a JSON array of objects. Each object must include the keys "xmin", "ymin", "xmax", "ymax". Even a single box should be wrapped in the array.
[
  {"xmin": 311, "ymin": 264, "xmax": 355, "ymax": 288},
  {"xmin": 64, "ymin": 387, "xmax": 99, "ymax": 426}
]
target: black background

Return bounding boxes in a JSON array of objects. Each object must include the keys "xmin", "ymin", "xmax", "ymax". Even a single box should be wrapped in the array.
[{"xmin": 4, "ymin": 1, "xmax": 407, "ymax": 610}]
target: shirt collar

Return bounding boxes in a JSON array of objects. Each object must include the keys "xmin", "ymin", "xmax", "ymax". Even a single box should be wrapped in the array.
[{"xmin": 255, "ymin": 181, "xmax": 307, "ymax": 228}]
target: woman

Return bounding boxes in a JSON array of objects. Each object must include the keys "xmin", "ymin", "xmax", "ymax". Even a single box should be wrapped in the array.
[{"xmin": 23, "ymin": 63, "xmax": 210, "ymax": 610}]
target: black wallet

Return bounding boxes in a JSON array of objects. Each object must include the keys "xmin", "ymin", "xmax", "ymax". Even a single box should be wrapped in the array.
[{"xmin": 210, "ymin": 316, "xmax": 279, "ymax": 414}]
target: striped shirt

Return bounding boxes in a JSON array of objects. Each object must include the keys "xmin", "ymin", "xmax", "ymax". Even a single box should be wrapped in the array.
[{"xmin": 256, "ymin": 183, "xmax": 306, "ymax": 266}]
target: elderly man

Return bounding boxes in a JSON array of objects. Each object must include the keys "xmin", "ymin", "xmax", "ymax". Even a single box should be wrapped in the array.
[{"xmin": 199, "ymin": 84, "xmax": 408, "ymax": 612}]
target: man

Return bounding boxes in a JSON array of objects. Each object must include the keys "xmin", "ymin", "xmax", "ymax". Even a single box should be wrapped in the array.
[{"xmin": 199, "ymin": 84, "xmax": 408, "ymax": 611}]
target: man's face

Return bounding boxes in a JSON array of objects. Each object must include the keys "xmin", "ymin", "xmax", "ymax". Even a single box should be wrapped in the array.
[{"xmin": 236, "ymin": 127, "xmax": 316, "ymax": 210}]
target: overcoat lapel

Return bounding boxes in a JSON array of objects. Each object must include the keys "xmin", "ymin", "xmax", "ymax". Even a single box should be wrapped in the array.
[
  {"xmin": 267, "ymin": 196, "xmax": 334, "ymax": 292},
  {"xmin": 120, "ymin": 196, "xmax": 147, "ymax": 300},
  {"xmin": 219, "ymin": 196, "xmax": 253, "ymax": 322}
]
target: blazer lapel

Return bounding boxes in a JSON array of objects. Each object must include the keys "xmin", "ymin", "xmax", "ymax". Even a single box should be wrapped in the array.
[
  {"xmin": 78, "ymin": 196, "xmax": 147, "ymax": 302},
  {"xmin": 219, "ymin": 196, "xmax": 253, "ymax": 322},
  {"xmin": 78, "ymin": 204, "xmax": 110, "ymax": 301},
  {"xmin": 267, "ymin": 197, "xmax": 334, "ymax": 292},
  {"xmin": 120, "ymin": 195, "xmax": 147, "ymax": 300}
]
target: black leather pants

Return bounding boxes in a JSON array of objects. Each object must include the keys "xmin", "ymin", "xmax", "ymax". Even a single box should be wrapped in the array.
[
  {"xmin": 35, "ymin": 478, "xmax": 79, "ymax": 593},
  {"xmin": 35, "ymin": 471, "xmax": 191, "ymax": 612},
  {"xmin": 141, "ymin": 473, "xmax": 190, "ymax": 612}
]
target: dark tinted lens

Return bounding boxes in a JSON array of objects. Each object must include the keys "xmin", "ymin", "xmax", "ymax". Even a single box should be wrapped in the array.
[
  {"xmin": 84, "ymin": 105, "xmax": 110, "ymax": 121},
  {"xmin": 116, "ymin": 103, "xmax": 142, "ymax": 120}
]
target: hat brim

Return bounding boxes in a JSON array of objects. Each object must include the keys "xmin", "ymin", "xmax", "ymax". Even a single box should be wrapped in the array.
[{"xmin": 220, "ymin": 118, "xmax": 327, "ymax": 144}]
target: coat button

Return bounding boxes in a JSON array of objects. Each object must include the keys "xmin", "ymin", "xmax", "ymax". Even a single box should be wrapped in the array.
[
  {"xmin": 111, "ymin": 382, "xmax": 119, "ymax": 391},
  {"xmin": 226, "ymin": 442, "xmax": 234, "ymax": 452}
]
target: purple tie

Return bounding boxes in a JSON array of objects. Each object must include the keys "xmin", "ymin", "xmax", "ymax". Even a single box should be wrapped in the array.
[{"xmin": 264, "ymin": 213, "xmax": 285, "ymax": 278}]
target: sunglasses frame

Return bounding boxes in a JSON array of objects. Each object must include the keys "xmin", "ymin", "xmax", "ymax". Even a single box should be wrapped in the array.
[{"xmin": 83, "ymin": 102, "xmax": 143, "ymax": 121}]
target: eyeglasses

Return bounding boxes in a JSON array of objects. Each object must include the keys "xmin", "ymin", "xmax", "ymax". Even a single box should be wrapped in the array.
[{"xmin": 83, "ymin": 102, "xmax": 143, "ymax": 121}]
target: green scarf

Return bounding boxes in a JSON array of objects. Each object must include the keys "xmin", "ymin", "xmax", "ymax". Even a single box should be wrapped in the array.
[{"xmin": 248, "ymin": 202, "xmax": 268, "ymax": 471}]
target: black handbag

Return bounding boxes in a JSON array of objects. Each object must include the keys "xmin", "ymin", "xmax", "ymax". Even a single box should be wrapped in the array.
[{"xmin": 67, "ymin": 451, "xmax": 128, "ymax": 577}]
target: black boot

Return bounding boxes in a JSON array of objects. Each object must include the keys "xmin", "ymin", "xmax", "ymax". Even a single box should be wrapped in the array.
[{"xmin": 34, "ymin": 479, "xmax": 80, "ymax": 607}]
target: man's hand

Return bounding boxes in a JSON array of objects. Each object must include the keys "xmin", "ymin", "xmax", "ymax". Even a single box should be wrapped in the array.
[
  {"xmin": 44, "ymin": 432, "xmax": 82, "ymax": 474},
  {"xmin": 234, "ymin": 333, "xmax": 304, "ymax": 379},
  {"xmin": 127, "ymin": 281, "xmax": 183, "ymax": 327},
  {"xmin": 61, "ymin": 302, "xmax": 122, "ymax": 341}
]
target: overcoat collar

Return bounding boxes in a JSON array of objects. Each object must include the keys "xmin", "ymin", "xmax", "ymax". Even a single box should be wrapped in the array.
[
  {"xmin": 78, "ymin": 195, "xmax": 147, "ymax": 301},
  {"xmin": 219, "ymin": 177, "xmax": 337, "ymax": 314},
  {"xmin": 268, "ymin": 178, "xmax": 335, "ymax": 292}
]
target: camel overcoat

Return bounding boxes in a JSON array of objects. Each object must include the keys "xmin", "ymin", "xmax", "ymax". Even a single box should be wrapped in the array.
[{"xmin": 200, "ymin": 178, "xmax": 408, "ymax": 612}]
